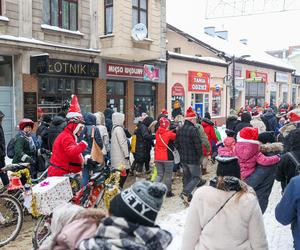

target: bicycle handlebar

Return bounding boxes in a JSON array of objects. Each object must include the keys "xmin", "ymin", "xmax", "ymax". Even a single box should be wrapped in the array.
[{"xmin": 0, "ymin": 163, "xmax": 30, "ymax": 172}]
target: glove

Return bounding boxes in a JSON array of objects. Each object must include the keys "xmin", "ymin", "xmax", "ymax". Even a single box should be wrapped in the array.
[
  {"xmin": 125, "ymin": 156, "xmax": 130, "ymax": 160},
  {"xmin": 87, "ymin": 158, "xmax": 98, "ymax": 168}
]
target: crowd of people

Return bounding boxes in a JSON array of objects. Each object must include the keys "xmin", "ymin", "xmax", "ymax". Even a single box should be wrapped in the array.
[{"xmin": 2, "ymin": 97, "xmax": 300, "ymax": 249}]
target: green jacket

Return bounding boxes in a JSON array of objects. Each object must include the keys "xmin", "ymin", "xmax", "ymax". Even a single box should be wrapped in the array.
[
  {"xmin": 195, "ymin": 123, "xmax": 210, "ymax": 153},
  {"xmin": 12, "ymin": 132, "xmax": 36, "ymax": 163}
]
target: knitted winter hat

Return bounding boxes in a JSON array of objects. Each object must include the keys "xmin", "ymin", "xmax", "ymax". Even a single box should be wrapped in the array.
[
  {"xmin": 215, "ymin": 156, "xmax": 240, "ymax": 179},
  {"xmin": 110, "ymin": 181, "xmax": 167, "ymax": 227},
  {"xmin": 241, "ymin": 111, "xmax": 252, "ymax": 123},
  {"xmin": 159, "ymin": 117, "xmax": 170, "ymax": 129},
  {"xmin": 185, "ymin": 107, "xmax": 196, "ymax": 119},
  {"xmin": 237, "ymin": 127, "xmax": 259, "ymax": 144},
  {"xmin": 161, "ymin": 108, "xmax": 168, "ymax": 115},
  {"xmin": 258, "ymin": 131, "xmax": 276, "ymax": 144},
  {"xmin": 42, "ymin": 114, "xmax": 52, "ymax": 124}
]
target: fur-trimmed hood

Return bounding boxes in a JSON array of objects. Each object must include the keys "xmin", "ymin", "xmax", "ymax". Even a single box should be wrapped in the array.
[
  {"xmin": 279, "ymin": 123, "xmax": 297, "ymax": 137},
  {"xmin": 260, "ymin": 142, "xmax": 283, "ymax": 153}
]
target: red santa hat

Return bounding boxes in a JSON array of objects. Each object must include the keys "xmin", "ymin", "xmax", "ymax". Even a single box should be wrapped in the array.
[
  {"xmin": 280, "ymin": 108, "xmax": 287, "ymax": 114},
  {"xmin": 237, "ymin": 127, "xmax": 260, "ymax": 144},
  {"xmin": 185, "ymin": 107, "xmax": 196, "ymax": 119},
  {"xmin": 288, "ymin": 109, "xmax": 300, "ymax": 123},
  {"xmin": 66, "ymin": 95, "xmax": 82, "ymax": 119},
  {"xmin": 161, "ymin": 108, "xmax": 168, "ymax": 115}
]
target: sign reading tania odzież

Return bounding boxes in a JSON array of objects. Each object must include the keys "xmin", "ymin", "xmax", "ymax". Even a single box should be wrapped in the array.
[
  {"xmin": 188, "ymin": 71, "xmax": 210, "ymax": 92},
  {"xmin": 30, "ymin": 55, "xmax": 99, "ymax": 78}
]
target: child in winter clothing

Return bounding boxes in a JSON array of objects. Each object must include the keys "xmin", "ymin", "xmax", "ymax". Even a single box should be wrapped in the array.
[
  {"xmin": 245, "ymin": 131, "xmax": 283, "ymax": 213},
  {"xmin": 218, "ymin": 137, "xmax": 235, "ymax": 157},
  {"xmin": 234, "ymin": 127, "xmax": 280, "ymax": 180}
]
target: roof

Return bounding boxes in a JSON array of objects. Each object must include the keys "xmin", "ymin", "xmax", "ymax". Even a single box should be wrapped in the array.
[
  {"xmin": 167, "ymin": 23, "xmax": 295, "ymax": 72},
  {"xmin": 168, "ymin": 51, "xmax": 227, "ymax": 67}
]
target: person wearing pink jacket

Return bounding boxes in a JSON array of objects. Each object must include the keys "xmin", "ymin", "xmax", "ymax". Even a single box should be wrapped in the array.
[
  {"xmin": 234, "ymin": 127, "xmax": 280, "ymax": 213},
  {"xmin": 234, "ymin": 127, "xmax": 280, "ymax": 180},
  {"xmin": 218, "ymin": 137, "xmax": 236, "ymax": 157}
]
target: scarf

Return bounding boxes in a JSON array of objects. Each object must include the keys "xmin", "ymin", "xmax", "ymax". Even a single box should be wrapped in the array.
[{"xmin": 78, "ymin": 216, "xmax": 172, "ymax": 250}]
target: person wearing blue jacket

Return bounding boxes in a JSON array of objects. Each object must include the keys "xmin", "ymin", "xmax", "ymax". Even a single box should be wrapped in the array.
[{"xmin": 275, "ymin": 175, "xmax": 300, "ymax": 249}]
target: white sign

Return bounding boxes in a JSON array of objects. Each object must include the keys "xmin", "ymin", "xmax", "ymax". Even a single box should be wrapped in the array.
[
  {"xmin": 235, "ymin": 77, "xmax": 245, "ymax": 90},
  {"xmin": 131, "ymin": 23, "xmax": 148, "ymax": 41},
  {"xmin": 275, "ymin": 72, "xmax": 288, "ymax": 83}
]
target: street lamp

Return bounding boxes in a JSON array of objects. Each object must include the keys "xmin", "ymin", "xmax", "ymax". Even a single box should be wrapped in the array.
[{"xmin": 230, "ymin": 54, "xmax": 250, "ymax": 110}]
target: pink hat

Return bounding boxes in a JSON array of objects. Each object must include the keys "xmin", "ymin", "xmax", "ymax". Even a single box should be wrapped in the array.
[
  {"xmin": 66, "ymin": 95, "xmax": 82, "ymax": 119},
  {"xmin": 159, "ymin": 117, "xmax": 170, "ymax": 129}
]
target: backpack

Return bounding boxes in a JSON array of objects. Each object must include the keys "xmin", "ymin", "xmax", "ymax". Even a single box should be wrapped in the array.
[
  {"xmin": 7, "ymin": 137, "xmax": 16, "ymax": 159},
  {"xmin": 287, "ymin": 152, "xmax": 300, "ymax": 174}
]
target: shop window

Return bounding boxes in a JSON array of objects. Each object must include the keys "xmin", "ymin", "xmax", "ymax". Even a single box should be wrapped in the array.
[
  {"xmin": 132, "ymin": 0, "xmax": 148, "ymax": 28},
  {"xmin": 107, "ymin": 81, "xmax": 125, "ymax": 113},
  {"xmin": 134, "ymin": 82, "xmax": 156, "ymax": 118},
  {"xmin": 292, "ymin": 88, "xmax": 297, "ymax": 105},
  {"xmin": 43, "ymin": 0, "xmax": 78, "ymax": 31},
  {"xmin": 283, "ymin": 92, "xmax": 288, "ymax": 104},
  {"xmin": 104, "ymin": 0, "xmax": 113, "ymax": 34},
  {"xmin": 0, "ymin": 56, "xmax": 12, "ymax": 86},
  {"xmin": 38, "ymin": 77, "xmax": 92, "ymax": 116},
  {"xmin": 212, "ymin": 91, "xmax": 221, "ymax": 116}
]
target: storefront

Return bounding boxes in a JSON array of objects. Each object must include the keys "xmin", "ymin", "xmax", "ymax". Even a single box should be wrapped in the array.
[
  {"xmin": 103, "ymin": 61, "xmax": 165, "ymax": 131},
  {"xmin": 245, "ymin": 70, "xmax": 268, "ymax": 107},
  {"xmin": 188, "ymin": 71, "xmax": 210, "ymax": 117},
  {"xmin": 171, "ymin": 82, "xmax": 185, "ymax": 113},
  {"xmin": 30, "ymin": 55, "xmax": 99, "ymax": 120}
]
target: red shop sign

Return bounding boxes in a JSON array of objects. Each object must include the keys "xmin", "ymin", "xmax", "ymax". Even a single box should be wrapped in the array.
[
  {"xmin": 188, "ymin": 71, "xmax": 210, "ymax": 92},
  {"xmin": 246, "ymin": 70, "xmax": 268, "ymax": 83},
  {"xmin": 172, "ymin": 82, "xmax": 185, "ymax": 96},
  {"xmin": 106, "ymin": 63, "xmax": 144, "ymax": 78}
]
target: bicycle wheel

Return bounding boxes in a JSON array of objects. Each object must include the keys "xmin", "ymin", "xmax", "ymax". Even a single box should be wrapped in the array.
[
  {"xmin": 32, "ymin": 215, "xmax": 51, "ymax": 250},
  {"xmin": 0, "ymin": 194, "xmax": 23, "ymax": 247}
]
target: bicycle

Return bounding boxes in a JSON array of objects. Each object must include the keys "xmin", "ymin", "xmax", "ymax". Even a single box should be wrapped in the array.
[
  {"xmin": 32, "ymin": 164, "xmax": 122, "ymax": 249},
  {"xmin": 0, "ymin": 193, "xmax": 23, "ymax": 247}
]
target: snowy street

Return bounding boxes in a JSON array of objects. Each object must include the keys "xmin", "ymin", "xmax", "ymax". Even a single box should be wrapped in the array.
[{"xmin": 158, "ymin": 181, "xmax": 293, "ymax": 250}]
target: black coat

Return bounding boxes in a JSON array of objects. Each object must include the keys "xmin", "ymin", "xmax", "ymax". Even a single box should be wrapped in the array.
[
  {"xmin": 226, "ymin": 116, "xmax": 239, "ymax": 131},
  {"xmin": 263, "ymin": 110, "xmax": 278, "ymax": 132},
  {"xmin": 234, "ymin": 112, "xmax": 252, "ymax": 134},
  {"xmin": 36, "ymin": 121, "xmax": 50, "ymax": 150},
  {"xmin": 276, "ymin": 149, "xmax": 300, "ymax": 191},
  {"xmin": 175, "ymin": 120, "xmax": 202, "ymax": 165},
  {"xmin": 135, "ymin": 120, "xmax": 153, "ymax": 162},
  {"xmin": 47, "ymin": 116, "xmax": 67, "ymax": 151},
  {"xmin": 0, "ymin": 123, "xmax": 5, "ymax": 159}
]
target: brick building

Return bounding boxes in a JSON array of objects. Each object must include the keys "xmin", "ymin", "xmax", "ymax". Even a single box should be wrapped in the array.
[{"xmin": 0, "ymin": 0, "xmax": 166, "ymax": 142}]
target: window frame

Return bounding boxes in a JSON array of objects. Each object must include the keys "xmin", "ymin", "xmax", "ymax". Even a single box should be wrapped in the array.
[
  {"xmin": 104, "ymin": 0, "xmax": 113, "ymax": 35},
  {"xmin": 46, "ymin": 0, "xmax": 78, "ymax": 31},
  {"xmin": 132, "ymin": 0, "xmax": 148, "ymax": 28},
  {"xmin": 0, "ymin": 0, "xmax": 2, "ymax": 16}
]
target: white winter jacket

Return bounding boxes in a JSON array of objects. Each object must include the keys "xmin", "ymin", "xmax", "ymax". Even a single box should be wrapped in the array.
[
  {"xmin": 94, "ymin": 112, "xmax": 110, "ymax": 155},
  {"xmin": 110, "ymin": 112, "xmax": 130, "ymax": 169},
  {"xmin": 181, "ymin": 186, "xmax": 268, "ymax": 250}
]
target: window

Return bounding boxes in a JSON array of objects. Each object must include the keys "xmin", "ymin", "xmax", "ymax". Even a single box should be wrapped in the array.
[
  {"xmin": 104, "ymin": 0, "xmax": 113, "ymax": 34},
  {"xmin": 0, "ymin": 0, "xmax": 2, "ymax": 15},
  {"xmin": 38, "ymin": 77, "xmax": 93, "ymax": 116},
  {"xmin": 43, "ymin": 0, "xmax": 78, "ymax": 31},
  {"xmin": 134, "ymin": 82, "xmax": 156, "ymax": 118},
  {"xmin": 132, "ymin": 0, "xmax": 148, "ymax": 28},
  {"xmin": 174, "ymin": 47, "xmax": 181, "ymax": 54},
  {"xmin": 0, "ymin": 56, "xmax": 12, "ymax": 86},
  {"xmin": 107, "ymin": 81, "xmax": 125, "ymax": 113},
  {"xmin": 212, "ymin": 91, "xmax": 221, "ymax": 116}
]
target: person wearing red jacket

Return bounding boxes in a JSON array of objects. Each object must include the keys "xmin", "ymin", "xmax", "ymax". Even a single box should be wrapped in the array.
[
  {"xmin": 48, "ymin": 95, "xmax": 88, "ymax": 176},
  {"xmin": 154, "ymin": 117, "xmax": 176, "ymax": 197},
  {"xmin": 201, "ymin": 116, "xmax": 218, "ymax": 174}
]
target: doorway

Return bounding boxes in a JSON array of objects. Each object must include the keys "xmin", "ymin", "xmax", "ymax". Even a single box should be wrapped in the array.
[{"xmin": 191, "ymin": 93, "xmax": 209, "ymax": 117}]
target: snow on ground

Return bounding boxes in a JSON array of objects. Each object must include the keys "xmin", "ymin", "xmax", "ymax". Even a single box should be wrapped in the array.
[{"xmin": 158, "ymin": 181, "xmax": 293, "ymax": 250}]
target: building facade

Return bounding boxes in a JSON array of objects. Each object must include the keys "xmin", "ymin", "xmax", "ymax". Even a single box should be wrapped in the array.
[{"xmin": 0, "ymin": 0, "xmax": 166, "ymax": 142}]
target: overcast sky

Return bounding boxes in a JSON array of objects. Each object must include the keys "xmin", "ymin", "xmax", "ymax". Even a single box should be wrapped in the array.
[{"xmin": 166, "ymin": 0, "xmax": 300, "ymax": 51}]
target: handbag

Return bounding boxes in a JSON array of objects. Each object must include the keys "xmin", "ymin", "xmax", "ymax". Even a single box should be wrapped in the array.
[
  {"xmin": 91, "ymin": 127, "xmax": 104, "ymax": 164},
  {"xmin": 159, "ymin": 134, "xmax": 180, "ymax": 164}
]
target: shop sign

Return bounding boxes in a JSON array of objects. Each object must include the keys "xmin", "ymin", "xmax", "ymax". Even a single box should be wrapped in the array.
[
  {"xmin": 235, "ymin": 77, "xmax": 245, "ymax": 90},
  {"xmin": 275, "ymin": 72, "xmax": 289, "ymax": 83},
  {"xmin": 144, "ymin": 65, "xmax": 159, "ymax": 81},
  {"xmin": 171, "ymin": 83, "xmax": 185, "ymax": 96},
  {"xmin": 246, "ymin": 70, "xmax": 268, "ymax": 83},
  {"xmin": 188, "ymin": 71, "xmax": 210, "ymax": 92},
  {"xmin": 106, "ymin": 63, "xmax": 144, "ymax": 78},
  {"xmin": 31, "ymin": 55, "xmax": 99, "ymax": 78},
  {"xmin": 194, "ymin": 103, "xmax": 203, "ymax": 117}
]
